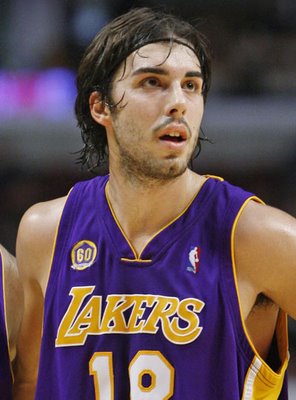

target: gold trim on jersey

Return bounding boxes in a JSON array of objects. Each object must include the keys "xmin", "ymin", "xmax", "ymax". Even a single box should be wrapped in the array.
[{"xmin": 105, "ymin": 177, "xmax": 212, "ymax": 262}]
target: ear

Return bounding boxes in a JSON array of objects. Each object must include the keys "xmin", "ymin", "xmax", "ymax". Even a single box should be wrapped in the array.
[{"xmin": 89, "ymin": 91, "xmax": 112, "ymax": 127}]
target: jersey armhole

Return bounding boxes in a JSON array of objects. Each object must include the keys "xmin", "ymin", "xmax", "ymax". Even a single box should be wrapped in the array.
[{"xmin": 230, "ymin": 197, "xmax": 289, "ymax": 381}]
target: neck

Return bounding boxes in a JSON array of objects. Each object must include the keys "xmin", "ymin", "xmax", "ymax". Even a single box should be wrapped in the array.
[{"xmin": 107, "ymin": 169, "xmax": 206, "ymax": 254}]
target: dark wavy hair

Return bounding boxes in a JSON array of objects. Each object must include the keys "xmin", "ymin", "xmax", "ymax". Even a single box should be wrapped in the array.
[{"xmin": 75, "ymin": 7, "xmax": 212, "ymax": 171}]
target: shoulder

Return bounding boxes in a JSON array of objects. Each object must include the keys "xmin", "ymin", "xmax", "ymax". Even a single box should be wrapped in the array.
[
  {"xmin": 16, "ymin": 196, "xmax": 67, "ymax": 287},
  {"xmin": 237, "ymin": 199, "xmax": 296, "ymax": 236},
  {"xmin": 19, "ymin": 196, "xmax": 67, "ymax": 235},
  {"xmin": 236, "ymin": 200, "xmax": 296, "ymax": 260},
  {"xmin": 235, "ymin": 200, "xmax": 296, "ymax": 319},
  {"xmin": 19, "ymin": 196, "xmax": 68, "ymax": 230},
  {"xmin": 17, "ymin": 196, "xmax": 67, "ymax": 255}
]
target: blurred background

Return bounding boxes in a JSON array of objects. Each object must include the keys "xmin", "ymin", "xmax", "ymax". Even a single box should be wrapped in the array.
[{"xmin": 1, "ymin": 0, "xmax": 296, "ymax": 393}]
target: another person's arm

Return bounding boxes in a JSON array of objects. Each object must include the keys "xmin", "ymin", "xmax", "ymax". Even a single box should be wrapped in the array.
[{"xmin": 0, "ymin": 244, "xmax": 23, "ymax": 367}]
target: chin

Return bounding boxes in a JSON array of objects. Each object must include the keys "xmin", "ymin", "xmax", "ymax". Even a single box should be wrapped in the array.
[
  {"xmin": 148, "ymin": 160, "xmax": 188, "ymax": 180},
  {"xmin": 120, "ymin": 152, "xmax": 189, "ymax": 182}
]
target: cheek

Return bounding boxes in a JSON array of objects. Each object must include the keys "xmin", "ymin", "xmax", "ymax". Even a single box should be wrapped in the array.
[
  {"xmin": 190, "ymin": 103, "xmax": 204, "ymax": 126},
  {"xmin": 113, "ymin": 109, "xmax": 143, "ymax": 141},
  {"xmin": 124, "ymin": 102, "xmax": 156, "ymax": 129},
  {"xmin": 189, "ymin": 114, "xmax": 203, "ymax": 132}
]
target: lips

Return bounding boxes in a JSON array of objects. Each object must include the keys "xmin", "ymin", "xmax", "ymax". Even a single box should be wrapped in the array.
[
  {"xmin": 160, "ymin": 132, "xmax": 185, "ymax": 142},
  {"xmin": 158, "ymin": 124, "xmax": 188, "ymax": 143}
]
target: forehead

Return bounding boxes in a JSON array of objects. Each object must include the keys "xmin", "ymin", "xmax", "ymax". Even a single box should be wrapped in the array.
[{"xmin": 116, "ymin": 42, "xmax": 201, "ymax": 78}]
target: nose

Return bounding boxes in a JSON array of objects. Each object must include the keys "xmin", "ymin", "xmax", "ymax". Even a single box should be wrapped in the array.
[{"xmin": 164, "ymin": 83, "xmax": 186, "ymax": 119}]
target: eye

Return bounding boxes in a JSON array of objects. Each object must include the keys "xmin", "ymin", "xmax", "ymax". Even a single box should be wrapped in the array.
[
  {"xmin": 140, "ymin": 77, "xmax": 161, "ymax": 88},
  {"xmin": 183, "ymin": 80, "xmax": 201, "ymax": 93}
]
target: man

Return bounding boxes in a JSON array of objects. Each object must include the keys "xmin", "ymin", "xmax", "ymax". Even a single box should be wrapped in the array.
[
  {"xmin": 0, "ymin": 244, "xmax": 22, "ymax": 399},
  {"xmin": 13, "ymin": 7, "xmax": 296, "ymax": 399}
]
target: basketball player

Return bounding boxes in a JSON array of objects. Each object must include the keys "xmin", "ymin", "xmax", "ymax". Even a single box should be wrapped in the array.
[
  {"xmin": 13, "ymin": 7, "xmax": 296, "ymax": 399},
  {"xmin": 0, "ymin": 244, "xmax": 22, "ymax": 399}
]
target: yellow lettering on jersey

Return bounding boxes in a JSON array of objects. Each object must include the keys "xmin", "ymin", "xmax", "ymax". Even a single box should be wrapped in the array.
[
  {"xmin": 169, "ymin": 298, "xmax": 204, "ymax": 343},
  {"xmin": 56, "ymin": 287, "xmax": 205, "ymax": 347},
  {"xmin": 100, "ymin": 295, "xmax": 135, "ymax": 332},
  {"xmin": 127, "ymin": 296, "xmax": 154, "ymax": 332},
  {"xmin": 56, "ymin": 286, "xmax": 97, "ymax": 346},
  {"xmin": 66, "ymin": 296, "xmax": 101, "ymax": 337},
  {"xmin": 143, "ymin": 296, "xmax": 179, "ymax": 334}
]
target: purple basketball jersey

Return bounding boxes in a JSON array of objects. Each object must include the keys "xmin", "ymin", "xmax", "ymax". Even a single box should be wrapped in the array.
[
  {"xmin": 35, "ymin": 176, "xmax": 288, "ymax": 399},
  {"xmin": 0, "ymin": 250, "xmax": 13, "ymax": 400}
]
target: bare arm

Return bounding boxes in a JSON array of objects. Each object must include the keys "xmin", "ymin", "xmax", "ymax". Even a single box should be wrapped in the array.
[
  {"xmin": 235, "ymin": 200, "xmax": 296, "ymax": 320},
  {"xmin": 0, "ymin": 244, "xmax": 23, "ymax": 364},
  {"xmin": 13, "ymin": 197, "xmax": 66, "ymax": 400}
]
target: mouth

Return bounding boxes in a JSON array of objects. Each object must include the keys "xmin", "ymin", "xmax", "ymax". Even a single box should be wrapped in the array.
[
  {"xmin": 157, "ymin": 124, "xmax": 189, "ymax": 144},
  {"xmin": 159, "ymin": 132, "xmax": 186, "ymax": 143}
]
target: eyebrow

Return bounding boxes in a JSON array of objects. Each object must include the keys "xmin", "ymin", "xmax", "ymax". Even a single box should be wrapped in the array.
[{"xmin": 131, "ymin": 67, "xmax": 203, "ymax": 78}]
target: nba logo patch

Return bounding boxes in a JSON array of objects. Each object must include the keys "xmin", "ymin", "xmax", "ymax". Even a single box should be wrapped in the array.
[
  {"xmin": 70, "ymin": 240, "xmax": 97, "ymax": 271},
  {"xmin": 187, "ymin": 246, "xmax": 200, "ymax": 274}
]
